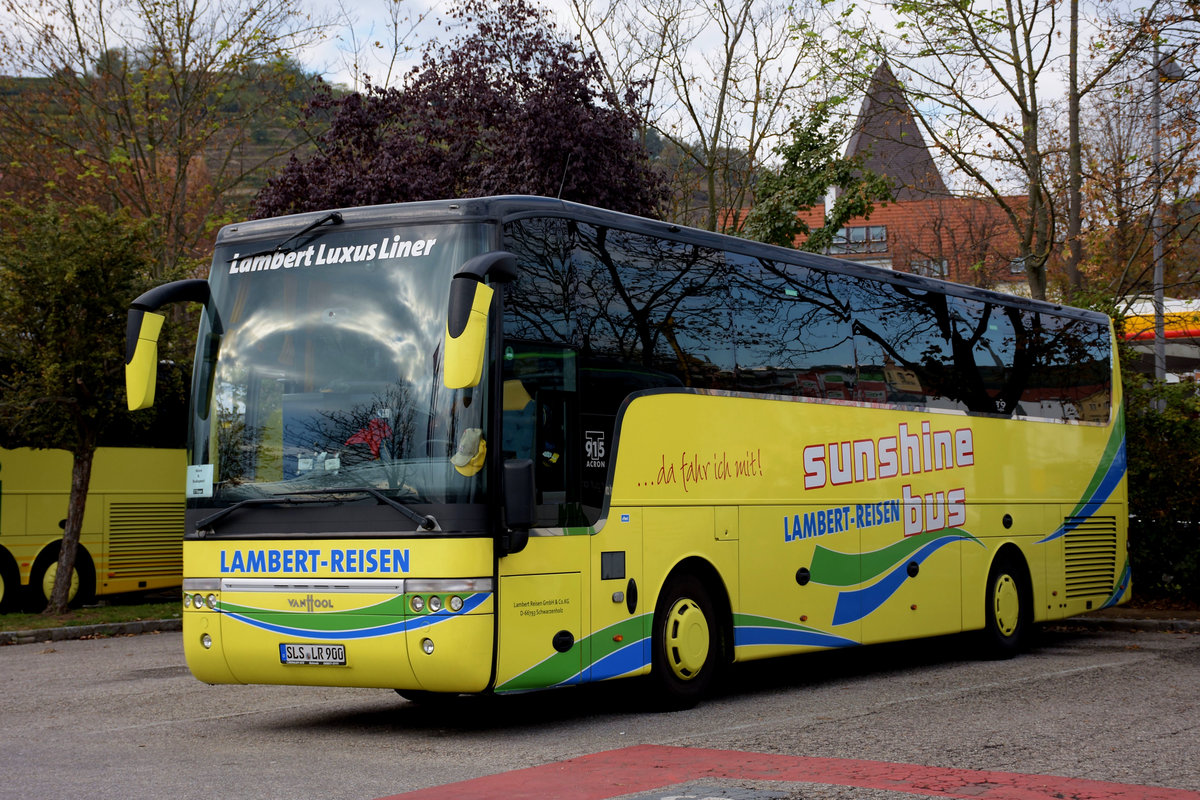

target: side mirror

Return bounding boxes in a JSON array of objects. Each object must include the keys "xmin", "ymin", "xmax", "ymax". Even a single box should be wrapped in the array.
[
  {"xmin": 500, "ymin": 458, "xmax": 535, "ymax": 555},
  {"xmin": 125, "ymin": 279, "xmax": 214, "ymax": 411},
  {"xmin": 443, "ymin": 251, "xmax": 518, "ymax": 390},
  {"xmin": 125, "ymin": 310, "xmax": 167, "ymax": 410}
]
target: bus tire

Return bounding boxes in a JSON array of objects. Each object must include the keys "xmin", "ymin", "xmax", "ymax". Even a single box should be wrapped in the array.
[
  {"xmin": 0, "ymin": 549, "xmax": 20, "ymax": 613},
  {"xmin": 648, "ymin": 573, "xmax": 720, "ymax": 710},
  {"xmin": 26, "ymin": 544, "xmax": 96, "ymax": 612},
  {"xmin": 981, "ymin": 553, "xmax": 1031, "ymax": 659}
]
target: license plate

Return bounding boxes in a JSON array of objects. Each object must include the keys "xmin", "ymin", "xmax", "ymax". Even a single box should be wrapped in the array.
[{"xmin": 280, "ymin": 643, "xmax": 346, "ymax": 665}]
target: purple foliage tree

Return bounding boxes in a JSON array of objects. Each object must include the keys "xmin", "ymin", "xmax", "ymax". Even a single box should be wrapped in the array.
[{"xmin": 254, "ymin": 0, "xmax": 665, "ymax": 218}]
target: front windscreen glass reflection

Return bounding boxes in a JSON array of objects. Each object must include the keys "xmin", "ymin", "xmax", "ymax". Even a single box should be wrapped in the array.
[{"xmin": 190, "ymin": 222, "xmax": 487, "ymax": 506}]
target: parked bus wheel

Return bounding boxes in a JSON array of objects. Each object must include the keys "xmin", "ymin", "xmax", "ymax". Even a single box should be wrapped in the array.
[
  {"xmin": 27, "ymin": 545, "xmax": 95, "ymax": 611},
  {"xmin": 0, "ymin": 550, "xmax": 20, "ymax": 613},
  {"xmin": 649, "ymin": 574, "xmax": 719, "ymax": 710},
  {"xmin": 981, "ymin": 554, "xmax": 1031, "ymax": 659}
]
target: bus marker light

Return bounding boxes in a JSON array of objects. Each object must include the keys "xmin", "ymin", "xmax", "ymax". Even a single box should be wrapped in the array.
[
  {"xmin": 613, "ymin": 635, "xmax": 624, "ymax": 643},
  {"xmin": 201, "ymin": 634, "xmax": 213, "ymax": 649},
  {"xmin": 421, "ymin": 638, "xmax": 435, "ymax": 655},
  {"xmin": 799, "ymin": 615, "xmax": 808, "ymax": 622},
  {"xmin": 911, "ymin": 605, "xmax": 918, "ymax": 611}
]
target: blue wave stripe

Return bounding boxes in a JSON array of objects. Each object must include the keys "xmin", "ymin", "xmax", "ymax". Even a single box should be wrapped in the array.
[
  {"xmin": 1038, "ymin": 437, "xmax": 1127, "ymax": 544},
  {"xmin": 588, "ymin": 640, "xmax": 650, "ymax": 681},
  {"xmin": 220, "ymin": 592, "xmax": 490, "ymax": 640},
  {"xmin": 735, "ymin": 625, "xmax": 858, "ymax": 649},
  {"xmin": 1102, "ymin": 562, "xmax": 1133, "ymax": 609},
  {"xmin": 832, "ymin": 534, "xmax": 969, "ymax": 625}
]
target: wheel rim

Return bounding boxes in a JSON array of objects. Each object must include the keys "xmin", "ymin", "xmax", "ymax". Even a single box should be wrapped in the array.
[
  {"xmin": 42, "ymin": 563, "xmax": 79, "ymax": 603},
  {"xmin": 993, "ymin": 573, "xmax": 1020, "ymax": 637},
  {"xmin": 664, "ymin": 596, "xmax": 710, "ymax": 681}
]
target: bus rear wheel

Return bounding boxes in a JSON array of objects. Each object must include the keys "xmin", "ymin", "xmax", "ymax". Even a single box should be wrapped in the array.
[
  {"xmin": 0, "ymin": 552, "xmax": 20, "ymax": 613},
  {"xmin": 981, "ymin": 555, "xmax": 1030, "ymax": 659},
  {"xmin": 27, "ymin": 546, "xmax": 95, "ymax": 612},
  {"xmin": 649, "ymin": 574, "xmax": 720, "ymax": 710}
]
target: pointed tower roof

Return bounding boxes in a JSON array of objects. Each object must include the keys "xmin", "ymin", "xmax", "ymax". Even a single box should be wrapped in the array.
[{"xmin": 845, "ymin": 61, "xmax": 947, "ymax": 201}]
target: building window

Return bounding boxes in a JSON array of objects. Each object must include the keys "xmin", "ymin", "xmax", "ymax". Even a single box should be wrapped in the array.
[
  {"xmin": 829, "ymin": 225, "xmax": 887, "ymax": 254},
  {"xmin": 910, "ymin": 259, "xmax": 949, "ymax": 278}
]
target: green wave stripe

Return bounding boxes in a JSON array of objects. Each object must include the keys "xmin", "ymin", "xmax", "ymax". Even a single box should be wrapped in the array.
[
  {"xmin": 1066, "ymin": 408, "xmax": 1126, "ymax": 521},
  {"xmin": 732, "ymin": 612, "xmax": 834, "ymax": 634},
  {"xmin": 810, "ymin": 528, "xmax": 982, "ymax": 587},
  {"xmin": 219, "ymin": 594, "xmax": 412, "ymax": 632},
  {"xmin": 497, "ymin": 614, "xmax": 650, "ymax": 690}
]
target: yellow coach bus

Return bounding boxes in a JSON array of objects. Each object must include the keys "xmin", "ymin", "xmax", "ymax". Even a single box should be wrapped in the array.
[
  {"xmin": 0, "ymin": 447, "xmax": 184, "ymax": 611},
  {"xmin": 125, "ymin": 197, "xmax": 1128, "ymax": 707}
]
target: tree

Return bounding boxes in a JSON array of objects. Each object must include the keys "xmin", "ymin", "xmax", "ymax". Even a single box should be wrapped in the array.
[
  {"xmin": 741, "ymin": 102, "xmax": 893, "ymax": 251},
  {"xmin": 0, "ymin": 205, "xmax": 163, "ymax": 614},
  {"xmin": 254, "ymin": 0, "xmax": 665, "ymax": 218},
  {"xmin": 825, "ymin": 0, "xmax": 1158, "ymax": 300},
  {"xmin": 569, "ymin": 0, "xmax": 825, "ymax": 230},
  {"xmin": 0, "ymin": 0, "xmax": 327, "ymax": 279}
]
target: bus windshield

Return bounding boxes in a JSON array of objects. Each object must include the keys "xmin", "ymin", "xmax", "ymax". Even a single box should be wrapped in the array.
[{"xmin": 188, "ymin": 221, "xmax": 488, "ymax": 508}]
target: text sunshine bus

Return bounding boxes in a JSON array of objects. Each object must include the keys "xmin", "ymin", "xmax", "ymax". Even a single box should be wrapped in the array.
[{"xmin": 126, "ymin": 196, "xmax": 1128, "ymax": 707}]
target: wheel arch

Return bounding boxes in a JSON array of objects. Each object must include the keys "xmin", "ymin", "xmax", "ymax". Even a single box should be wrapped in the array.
[{"xmin": 658, "ymin": 556, "xmax": 734, "ymax": 666}]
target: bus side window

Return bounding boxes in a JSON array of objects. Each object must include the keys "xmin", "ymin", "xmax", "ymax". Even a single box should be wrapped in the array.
[{"xmin": 500, "ymin": 343, "xmax": 584, "ymax": 528}]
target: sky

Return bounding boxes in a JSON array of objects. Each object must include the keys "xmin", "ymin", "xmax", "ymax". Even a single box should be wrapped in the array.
[{"xmin": 300, "ymin": 0, "xmax": 581, "ymax": 89}]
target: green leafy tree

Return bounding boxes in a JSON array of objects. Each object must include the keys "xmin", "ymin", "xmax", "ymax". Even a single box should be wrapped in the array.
[
  {"xmin": 1123, "ymin": 374, "xmax": 1200, "ymax": 604},
  {"xmin": 742, "ymin": 102, "xmax": 893, "ymax": 251},
  {"xmin": 254, "ymin": 0, "xmax": 665, "ymax": 219},
  {"xmin": 0, "ymin": 204, "xmax": 169, "ymax": 614},
  {"xmin": 0, "ymin": 0, "xmax": 326, "ymax": 278}
]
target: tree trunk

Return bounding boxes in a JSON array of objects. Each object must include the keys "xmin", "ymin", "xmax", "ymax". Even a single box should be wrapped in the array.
[{"xmin": 45, "ymin": 447, "xmax": 95, "ymax": 615}]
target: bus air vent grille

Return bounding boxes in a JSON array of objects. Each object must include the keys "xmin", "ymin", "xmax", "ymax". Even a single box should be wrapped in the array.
[
  {"xmin": 1063, "ymin": 515, "xmax": 1118, "ymax": 599},
  {"xmin": 107, "ymin": 502, "xmax": 185, "ymax": 577}
]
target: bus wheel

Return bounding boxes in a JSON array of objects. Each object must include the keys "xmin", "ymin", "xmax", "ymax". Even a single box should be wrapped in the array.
[
  {"xmin": 649, "ymin": 574, "xmax": 719, "ymax": 710},
  {"xmin": 27, "ymin": 546, "xmax": 95, "ymax": 611},
  {"xmin": 0, "ymin": 552, "xmax": 20, "ymax": 613},
  {"xmin": 981, "ymin": 555, "xmax": 1030, "ymax": 659}
]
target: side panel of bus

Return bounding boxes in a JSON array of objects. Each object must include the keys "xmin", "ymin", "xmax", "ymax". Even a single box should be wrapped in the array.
[
  {"xmin": 607, "ymin": 392, "xmax": 1128, "ymax": 664},
  {"xmin": 0, "ymin": 447, "xmax": 184, "ymax": 608}
]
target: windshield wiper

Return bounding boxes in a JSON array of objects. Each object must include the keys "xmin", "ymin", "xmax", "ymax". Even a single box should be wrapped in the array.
[
  {"xmin": 227, "ymin": 211, "xmax": 344, "ymax": 263},
  {"xmin": 194, "ymin": 487, "xmax": 439, "ymax": 534},
  {"xmin": 291, "ymin": 487, "xmax": 440, "ymax": 531},
  {"xmin": 195, "ymin": 494, "xmax": 342, "ymax": 533}
]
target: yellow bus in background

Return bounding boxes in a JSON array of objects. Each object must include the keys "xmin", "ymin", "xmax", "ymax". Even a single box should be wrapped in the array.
[
  {"xmin": 0, "ymin": 447, "xmax": 185, "ymax": 611},
  {"xmin": 127, "ymin": 197, "xmax": 1127, "ymax": 708}
]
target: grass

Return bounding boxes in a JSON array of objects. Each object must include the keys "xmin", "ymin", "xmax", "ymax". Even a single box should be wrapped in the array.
[{"xmin": 0, "ymin": 595, "xmax": 180, "ymax": 632}]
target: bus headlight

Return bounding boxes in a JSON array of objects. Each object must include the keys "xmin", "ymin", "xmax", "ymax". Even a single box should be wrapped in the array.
[
  {"xmin": 428, "ymin": 595, "xmax": 442, "ymax": 613},
  {"xmin": 421, "ymin": 638, "xmax": 435, "ymax": 655},
  {"xmin": 183, "ymin": 593, "xmax": 192, "ymax": 608},
  {"xmin": 411, "ymin": 596, "xmax": 425, "ymax": 613},
  {"xmin": 193, "ymin": 593, "xmax": 206, "ymax": 608},
  {"xmin": 448, "ymin": 595, "xmax": 464, "ymax": 612},
  {"xmin": 206, "ymin": 594, "xmax": 217, "ymax": 609},
  {"xmin": 201, "ymin": 633, "xmax": 213, "ymax": 649}
]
